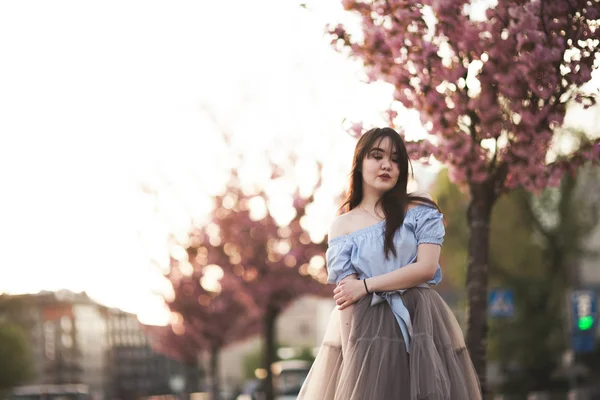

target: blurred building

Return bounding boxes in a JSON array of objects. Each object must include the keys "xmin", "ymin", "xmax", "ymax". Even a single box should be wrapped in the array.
[
  {"xmin": 0, "ymin": 290, "xmax": 200, "ymax": 399},
  {"xmin": 107, "ymin": 308, "xmax": 154, "ymax": 398},
  {"xmin": 277, "ymin": 295, "xmax": 335, "ymax": 349},
  {"xmin": 0, "ymin": 290, "xmax": 109, "ymax": 395},
  {"xmin": 106, "ymin": 308, "xmax": 199, "ymax": 398}
]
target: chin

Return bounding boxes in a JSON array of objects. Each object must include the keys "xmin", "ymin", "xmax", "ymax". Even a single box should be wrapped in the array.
[
  {"xmin": 372, "ymin": 182, "xmax": 395, "ymax": 193},
  {"xmin": 365, "ymin": 179, "xmax": 397, "ymax": 193}
]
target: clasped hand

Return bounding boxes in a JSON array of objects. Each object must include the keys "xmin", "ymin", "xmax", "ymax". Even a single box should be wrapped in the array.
[{"xmin": 333, "ymin": 275, "xmax": 368, "ymax": 310}]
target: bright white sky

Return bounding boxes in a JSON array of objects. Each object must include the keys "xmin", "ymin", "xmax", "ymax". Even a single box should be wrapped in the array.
[
  {"xmin": 0, "ymin": 0, "xmax": 409, "ymax": 325},
  {"xmin": 0, "ymin": 0, "xmax": 598, "ymax": 325}
]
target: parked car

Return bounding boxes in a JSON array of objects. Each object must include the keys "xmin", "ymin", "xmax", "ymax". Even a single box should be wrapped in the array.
[
  {"xmin": 8, "ymin": 384, "xmax": 91, "ymax": 400},
  {"xmin": 273, "ymin": 360, "xmax": 311, "ymax": 399}
]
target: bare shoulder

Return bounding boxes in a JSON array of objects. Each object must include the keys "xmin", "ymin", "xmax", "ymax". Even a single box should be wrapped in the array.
[
  {"xmin": 410, "ymin": 190, "xmax": 433, "ymax": 200},
  {"xmin": 408, "ymin": 191, "xmax": 433, "ymax": 210},
  {"xmin": 328, "ymin": 213, "xmax": 351, "ymax": 240},
  {"xmin": 328, "ymin": 211, "xmax": 360, "ymax": 240}
]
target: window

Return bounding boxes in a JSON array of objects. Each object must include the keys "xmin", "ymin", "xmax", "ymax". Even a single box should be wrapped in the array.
[
  {"xmin": 44, "ymin": 321, "xmax": 56, "ymax": 360},
  {"xmin": 60, "ymin": 316, "xmax": 72, "ymax": 332},
  {"xmin": 61, "ymin": 333, "xmax": 73, "ymax": 348},
  {"xmin": 299, "ymin": 323, "xmax": 310, "ymax": 336}
]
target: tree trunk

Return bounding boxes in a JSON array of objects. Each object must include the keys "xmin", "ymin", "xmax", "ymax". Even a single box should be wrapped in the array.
[
  {"xmin": 263, "ymin": 303, "xmax": 280, "ymax": 400},
  {"xmin": 465, "ymin": 183, "xmax": 495, "ymax": 395},
  {"xmin": 185, "ymin": 356, "xmax": 202, "ymax": 394},
  {"xmin": 210, "ymin": 344, "xmax": 221, "ymax": 400}
]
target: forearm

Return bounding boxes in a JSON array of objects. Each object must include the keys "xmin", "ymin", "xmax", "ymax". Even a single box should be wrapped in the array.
[
  {"xmin": 365, "ymin": 261, "xmax": 436, "ymax": 293},
  {"xmin": 338, "ymin": 273, "xmax": 358, "ymax": 284}
]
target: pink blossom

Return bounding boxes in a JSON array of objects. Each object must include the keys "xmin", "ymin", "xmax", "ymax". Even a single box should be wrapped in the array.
[
  {"xmin": 350, "ymin": 122, "xmax": 364, "ymax": 138},
  {"xmin": 336, "ymin": 0, "xmax": 600, "ymax": 195}
]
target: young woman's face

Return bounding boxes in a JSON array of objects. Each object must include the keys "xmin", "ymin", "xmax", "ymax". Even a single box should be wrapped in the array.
[{"xmin": 361, "ymin": 136, "xmax": 400, "ymax": 194}]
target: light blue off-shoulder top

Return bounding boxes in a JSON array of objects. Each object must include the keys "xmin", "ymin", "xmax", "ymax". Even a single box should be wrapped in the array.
[{"xmin": 326, "ymin": 204, "xmax": 444, "ymax": 352}]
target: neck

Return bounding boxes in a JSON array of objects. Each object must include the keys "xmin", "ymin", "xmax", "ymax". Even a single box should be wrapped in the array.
[{"xmin": 359, "ymin": 187, "xmax": 383, "ymax": 213}]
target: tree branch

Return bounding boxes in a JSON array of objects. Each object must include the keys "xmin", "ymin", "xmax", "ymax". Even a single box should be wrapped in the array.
[{"xmin": 547, "ymin": 137, "xmax": 600, "ymax": 177}]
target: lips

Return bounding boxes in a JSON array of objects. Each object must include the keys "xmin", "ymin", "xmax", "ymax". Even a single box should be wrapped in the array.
[{"xmin": 378, "ymin": 174, "xmax": 391, "ymax": 179}]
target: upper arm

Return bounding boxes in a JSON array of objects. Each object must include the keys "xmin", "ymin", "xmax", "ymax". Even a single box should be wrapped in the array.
[
  {"xmin": 416, "ymin": 243, "xmax": 441, "ymax": 277},
  {"xmin": 326, "ymin": 216, "xmax": 358, "ymax": 284}
]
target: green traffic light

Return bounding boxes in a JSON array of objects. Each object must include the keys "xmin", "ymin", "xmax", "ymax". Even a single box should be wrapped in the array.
[{"xmin": 578, "ymin": 316, "xmax": 594, "ymax": 331}]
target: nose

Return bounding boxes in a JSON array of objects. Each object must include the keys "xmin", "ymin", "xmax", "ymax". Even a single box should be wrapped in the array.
[{"xmin": 381, "ymin": 158, "xmax": 391, "ymax": 170}]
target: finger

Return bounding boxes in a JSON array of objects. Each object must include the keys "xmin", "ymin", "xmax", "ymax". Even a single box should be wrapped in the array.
[
  {"xmin": 333, "ymin": 286, "xmax": 341, "ymax": 294},
  {"xmin": 333, "ymin": 293, "xmax": 343, "ymax": 302},
  {"xmin": 339, "ymin": 294, "xmax": 350, "ymax": 303},
  {"xmin": 338, "ymin": 301, "xmax": 349, "ymax": 310}
]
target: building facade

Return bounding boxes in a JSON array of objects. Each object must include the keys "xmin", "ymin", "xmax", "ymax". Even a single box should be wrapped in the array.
[{"xmin": 0, "ymin": 290, "xmax": 199, "ymax": 399}]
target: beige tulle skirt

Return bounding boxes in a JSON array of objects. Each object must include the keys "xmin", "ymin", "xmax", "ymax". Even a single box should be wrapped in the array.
[{"xmin": 298, "ymin": 287, "xmax": 482, "ymax": 400}]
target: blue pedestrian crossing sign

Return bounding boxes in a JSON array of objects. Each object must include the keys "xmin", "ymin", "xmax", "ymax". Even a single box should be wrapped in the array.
[{"xmin": 489, "ymin": 289, "xmax": 514, "ymax": 318}]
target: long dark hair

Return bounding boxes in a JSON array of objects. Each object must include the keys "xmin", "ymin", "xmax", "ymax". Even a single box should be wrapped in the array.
[{"xmin": 340, "ymin": 127, "xmax": 441, "ymax": 259}]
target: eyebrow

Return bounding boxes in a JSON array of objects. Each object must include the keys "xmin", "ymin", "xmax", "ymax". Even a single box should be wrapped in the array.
[{"xmin": 370, "ymin": 147, "xmax": 398, "ymax": 155}]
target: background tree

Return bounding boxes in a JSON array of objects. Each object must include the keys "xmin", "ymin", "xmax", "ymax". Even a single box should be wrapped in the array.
[
  {"xmin": 147, "ymin": 158, "xmax": 332, "ymax": 400},
  {"xmin": 331, "ymin": 0, "xmax": 600, "ymax": 388},
  {"xmin": 432, "ymin": 163, "xmax": 600, "ymax": 394},
  {"xmin": 160, "ymin": 252, "xmax": 261, "ymax": 400},
  {"xmin": 518, "ymin": 161, "xmax": 600, "ymax": 388},
  {"xmin": 191, "ymin": 168, "xmax": 331, "ymax": 400},
  {"xmin": 486, "ymin": 190, "xmax": 563, "ymax": 394},
  {"xmin": 0, "ymin": 322, "xmax": 33, "ymax": 395}
]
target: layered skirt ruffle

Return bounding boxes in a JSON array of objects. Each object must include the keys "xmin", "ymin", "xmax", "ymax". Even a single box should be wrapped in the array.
[{"xmin": 298, "ymin": 288, "xmax": 482, "ymax": 399}]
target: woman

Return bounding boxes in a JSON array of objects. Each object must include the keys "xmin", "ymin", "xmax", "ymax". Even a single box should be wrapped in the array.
[{"xmin": 298, "ymin": 128, "xmax": 482, "ymax": 399}]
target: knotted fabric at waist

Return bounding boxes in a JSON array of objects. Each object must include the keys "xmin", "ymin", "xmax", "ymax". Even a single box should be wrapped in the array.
[{"xmin": 369, "ymin": 283, "xmax": 430, "ymax": 353}]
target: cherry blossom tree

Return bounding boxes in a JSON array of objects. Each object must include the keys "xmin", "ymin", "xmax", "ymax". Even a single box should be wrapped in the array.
[
  {"xmin": 330, "ymin": 0, "xmax": 600, "ymax": 389},
  {"xmin": 161, "ymin": 246, "xmax": 261, "ymax": 400},
  {"xmin": 149, "ymin": 159, "xmax": 331, "ymax": 400},
  {"xmin": 193, "ymin": 166, "xmax": 330, "ymax": 400}
]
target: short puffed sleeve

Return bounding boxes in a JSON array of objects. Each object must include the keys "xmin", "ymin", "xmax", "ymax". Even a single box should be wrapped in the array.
[
  {"xmin": 413, "ymin": 205, "xmax": 445, "ymax": 246},
  {"xmin": 325, "ymin": 239, "xmax": 357, "ymax": 285}
]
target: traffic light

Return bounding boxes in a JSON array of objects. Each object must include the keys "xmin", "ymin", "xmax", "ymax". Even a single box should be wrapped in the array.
[
  {"xmin": 573, "ymin": 291, "xmax": 597, "ymax": 332},
  {"xmin": 570, "ymin": 290, "xmax": 598, "ymax": 353},
  {"xmin": 578, "ymin": 315, "xmax": 594, "ymax": 331}
]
